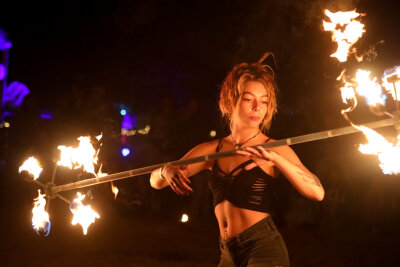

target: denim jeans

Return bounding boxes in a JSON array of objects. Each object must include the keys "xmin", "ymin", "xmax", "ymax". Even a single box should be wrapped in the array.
[{"xmin": 218, "ymin": 216, "xmax": 290, "ymax": 267}]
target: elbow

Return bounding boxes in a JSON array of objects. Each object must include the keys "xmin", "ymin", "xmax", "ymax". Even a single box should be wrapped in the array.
[{"xmin": 312, "ymin": 189, "xmax": 325, "ymax": 202}]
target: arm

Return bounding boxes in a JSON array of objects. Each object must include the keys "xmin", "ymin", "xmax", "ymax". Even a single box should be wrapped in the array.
[
  {"xmin": 271, "ymin": 146, "xmax": 324, "ymax": 201},
  {"xmin": 236, "ymin": 145, "xmax": 324, "ymax": 201},
  {"xmin": 150, "ymin": 141, "xmax": 216, "ymax": 195}
]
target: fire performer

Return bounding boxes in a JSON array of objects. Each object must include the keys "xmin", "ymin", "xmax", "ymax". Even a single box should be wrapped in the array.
[{"xmin": 150, "ymin": 55, "xmax": 324, "ymax": 266}]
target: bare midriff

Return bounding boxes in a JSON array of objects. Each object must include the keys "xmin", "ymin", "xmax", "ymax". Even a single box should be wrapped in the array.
[{"xmin": 215, "ymin": 200, "xmax": 269, "ymax": 240}]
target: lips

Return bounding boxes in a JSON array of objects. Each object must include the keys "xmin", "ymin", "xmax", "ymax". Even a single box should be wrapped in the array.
[{"xmin": 250, "ymin": 116, "xmax": 260, "ymax": 121}]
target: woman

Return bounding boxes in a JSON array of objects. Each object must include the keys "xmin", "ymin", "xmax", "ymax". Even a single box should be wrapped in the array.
[{"xmin": 150, "ymin": 57, "xmax": 324, "ymax": 266}]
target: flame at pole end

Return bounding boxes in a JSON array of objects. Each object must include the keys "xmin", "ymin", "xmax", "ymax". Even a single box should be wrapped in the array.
[
  {"xmin": 19, "ymin": 157, "xmax": 43, "ymax": 180},
  {"xmin": 382, "ymin": 66, "xmax": 400, "ymax": 101},
  {"xmin": 32, "ymin": 190, "xmax": 51, "ymax": 236},
  {"xmin": 355, "ymin": 126, "xmax": 400, "ymax": 175},
  {"xmin": 338, "ymin": 70, "xmax": 358, "ymax": 114},
  {"xmin": 70, "ymin": 192, "xmax": 100, "ymax": 235},
  {"xmin": 338, "ymin": 69, "xmax": 387, "ymax": 113},
  {"xmin": 355, "ymin": 70, "xmax": 387, "ymax": 106},
  {"xmin": 111, "ymin": 182, "xmax": 119, "ymax": 199},
  {"xmin": 57, "ymin": 135, "xmax": 102, "ymax": 176},
  {"xmin": 323, "ymin": 9, "xmax": 365, "ymax": 62}
]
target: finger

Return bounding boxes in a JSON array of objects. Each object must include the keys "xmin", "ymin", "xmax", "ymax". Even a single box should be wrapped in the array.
[
  {"xmin": 245, "ymin": 147, "xmax": 262, "ymax": 157},
  {"xmin": 179, "ymin": 178, "xmax": 193, "ymax": 192},
  {"xmin": 257, "ymin": 146, "xmax": 274, "ymax": 160},
  {"xmin": 235, "ymin": 150, "xmax": 252, "ymax": 157},
  {"xmin": 179, "ymin": 172, "xmax": 191, "ymax": 184},
  {"xmin": 173, "ymin": 176, "xmax": 192, "ymax": 194},
  {"xmin": 244, "ymin": 161, "xmax": 257, "ymax": 170},
  {"xmin": 171, "ymin": 183, "xmax": 185, "ymax": 195}
]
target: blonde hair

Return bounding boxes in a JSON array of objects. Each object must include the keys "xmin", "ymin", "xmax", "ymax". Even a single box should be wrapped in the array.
[{"xmin": 219, "ymin": 56, "xmax": 278, "ymax": 132}]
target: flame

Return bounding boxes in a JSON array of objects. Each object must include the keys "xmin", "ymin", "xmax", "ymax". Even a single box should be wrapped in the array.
[
  {"xmin": 382, "ymin": 66, "xmax": 400, "ymax": 101},
  {"xmin": 57, "ymin": 135, "xmax": 102, "ymax": 176},
  {"xmin": 355, "ymin": 126, "xmax": 400, "ymax": 174},
  {"xmin": 111, "ymin": 182, "xmax": 119, "ymax": 199},
  {"xmin": 19, "ymin": 157, "xmax": 43, "ymax": 179},
  {"xmin": 338, "ymin": 69, "xmax": 386, "ymax": 111},
  {"xmin": 354, "ymin": 70, "xmax": 386, "ymax": 106},
  {"xmin": 323, "ymin": 9, "xmax": 365, "ymax": 62},
  {"xmin": 70, "ymin": 192, "xmax": 100, "ymax": 235},
  {"xmin": 32, "ymin": 190, "xmax": 51, "ymax": 236}
]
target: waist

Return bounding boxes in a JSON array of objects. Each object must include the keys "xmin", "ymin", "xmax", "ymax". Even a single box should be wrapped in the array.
[
  {"xmin": 215, "ymin": 200, "xmax": 270, "ymax": 239},
  {"xmin": 219, "ymin": 215, "xmax": 278, "ymax": 245}
]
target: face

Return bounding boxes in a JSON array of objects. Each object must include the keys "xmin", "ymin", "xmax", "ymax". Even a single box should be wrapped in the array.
[{"xmin": 234, "ymin": 80, "xmax": 268, "ymax": 129}]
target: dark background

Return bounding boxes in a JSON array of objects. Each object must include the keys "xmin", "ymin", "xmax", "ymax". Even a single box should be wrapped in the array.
[{"xmin": 1, "ymin": 0, "xmax": 400, "ymax": 266}]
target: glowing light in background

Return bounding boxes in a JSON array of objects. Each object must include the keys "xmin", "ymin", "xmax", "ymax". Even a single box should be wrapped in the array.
[
  {"xmin": 121, "ymin": 114, "xmax": 137, "ymax": 130},
  {"xmin": 121, "ymin": 148, "xmax": 131, "ymax": 157},
  {"xmin": 181, "ymin": 214, "xmax": 189, "ymax": 223},
  {"xmin": 120, "ymin": 109, "xmax": 127, "ymax": 116},
  {"xmin": 323, "ymin": 9, "xmax": 365, "ymax": 62},
  {"xmin": 3, "ymin": 81, "xmax": 30, "ymax": 108},
  {"xmin": 32, "ymin": 190, "xmax": 51, "ymax": 236},
  {"xmin": 70, "ymin": 192, "xmax": 100, "ymax": 235},
  {"xmin": 210, "ymin": 130, "xmax": 217, "ymax": 137},
  {"xmin": 0, "ymin": 64, "xmax": 5, "ymax": 80},
  {"xmin": 18, "ymin": 157, "xmax": 43, "ymax": 179},
  {"xmin": 137, "ymin": 125, "xmax": 150, "ymax": 134},
  {"xmin": 40, "ymin": 111, "xmax": 53, "ymax": 120}
]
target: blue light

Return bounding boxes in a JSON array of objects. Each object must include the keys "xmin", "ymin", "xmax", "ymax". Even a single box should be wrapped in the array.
[
  {"xmin": 121, "ymin": 148, "xmax": 130, "ymax": 157},
  {"xmin": 120, "ymin": 109, "xmax": 127, "ymax": 116}
]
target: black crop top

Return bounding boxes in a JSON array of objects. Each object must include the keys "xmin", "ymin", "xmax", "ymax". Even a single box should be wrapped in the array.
[{"xmin": 208, "ymin": 139, "xmax": 277, "ymax": 213}]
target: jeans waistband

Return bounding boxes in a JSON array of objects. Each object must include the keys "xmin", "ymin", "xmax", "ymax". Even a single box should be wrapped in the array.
[{"xmin": 220, "ymin": 215, "xmax": 277, "ymax": 246}]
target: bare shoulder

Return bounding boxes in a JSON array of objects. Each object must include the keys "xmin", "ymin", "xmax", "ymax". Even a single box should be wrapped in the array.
[{"xmin": 182, "ymin": 139, "xmax": 220, "ymax": 159}]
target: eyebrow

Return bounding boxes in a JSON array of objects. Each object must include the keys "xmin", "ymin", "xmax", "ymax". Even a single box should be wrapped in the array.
[{"xmin": 243, "ymin": 92, "xmax": 268, "ymax": 98}]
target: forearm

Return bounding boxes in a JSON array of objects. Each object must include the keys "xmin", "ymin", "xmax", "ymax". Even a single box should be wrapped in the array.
[{"xmin": 273, "ymin": 152, "xmax": 324, "ymax": 201}]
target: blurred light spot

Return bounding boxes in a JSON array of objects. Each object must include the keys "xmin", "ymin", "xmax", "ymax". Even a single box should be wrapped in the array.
[
  {"xmin": 121, "ymin": 148, "xmax": 130, "ymax": 157},
  {"xmin": 210, "ymin": 130, "xmax": 216, "ymax": 137},
  {"xmin": 181, "ymin": 214, "xmax": 189, "ymax": 223},
  {"xmin": 122, "ymin": 114, "xmax": 137, "ymax": 130},
  {"xmin": 40, "ymin": 112, "xmax": 53, "ymax": 120},
  {"xmin": 120, "ymin": 109, "xmax": 127, "ymax": 116}
]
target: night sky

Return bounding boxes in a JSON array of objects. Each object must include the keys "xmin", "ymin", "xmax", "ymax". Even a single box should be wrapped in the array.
[
  {"xmin": 2, "ymin": 0, "xmax": 399, "ymax": 122},
  {"xmin": 2, "ymin": 0, "xmax": 400, "ymax": 265}
]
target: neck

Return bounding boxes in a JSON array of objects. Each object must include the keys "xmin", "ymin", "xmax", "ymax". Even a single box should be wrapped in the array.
[{"xmin": 231, "ymin": 125, "xmax": 261, "ymax": 145}]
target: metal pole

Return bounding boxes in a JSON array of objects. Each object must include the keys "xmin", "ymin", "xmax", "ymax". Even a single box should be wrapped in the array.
[{"xmin": 49, "ymin": 118, "xmax": 395, "ymax": 194}]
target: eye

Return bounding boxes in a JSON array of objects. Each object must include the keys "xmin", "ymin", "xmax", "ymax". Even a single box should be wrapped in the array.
[{"xmin": 242, "ymin": 98, "xmax": 251, "ymax": 102}]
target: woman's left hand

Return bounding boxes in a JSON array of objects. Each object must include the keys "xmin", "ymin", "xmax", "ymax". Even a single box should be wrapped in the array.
[{"xmin": 235, "ymin": 146, "xmax": 277, "ymax": 170}]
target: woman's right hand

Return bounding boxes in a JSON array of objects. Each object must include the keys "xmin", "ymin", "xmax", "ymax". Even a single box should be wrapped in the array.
[{"xmin": 161, "ymin": 165, "xmax": 193, "ymax": 196}]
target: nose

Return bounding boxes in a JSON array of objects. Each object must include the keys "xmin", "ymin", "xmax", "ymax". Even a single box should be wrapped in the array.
[{"xmin": 253, "ymin": 100, "xmax": 261, "ymax": 111}]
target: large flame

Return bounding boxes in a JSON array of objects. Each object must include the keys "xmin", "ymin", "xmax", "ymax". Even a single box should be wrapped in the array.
[
  {"xmin": 354, "ymin": 70, "xmax": 386, "ymax": 106},
  {"xmin": 338, "ymin": 69, "xmax": 386, "ymax": 110},
  {"xmin": 19, "ymin": 157, "xmax": 43, "ymax": 179},
  {"xmin": 32, "ymin": 190, "xmax": 51, "ymax": 236},
  {"xmin": 355, "ymin": 126, "xmax": 400, "ymax": 174},
  {"xmin": 382, "ymin": 66, "xmax": 400, "ymax": 101},
  {"xmin": 70, "ymin": 192, "xmax": 100, "ymax": 235},
  {"xmin": 323, "ymin": 9, "xmax": 365, "ymax": 62},
  {"xmin": 57, "ymin": 135, "xmax": 102, "ymax": 176}
]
